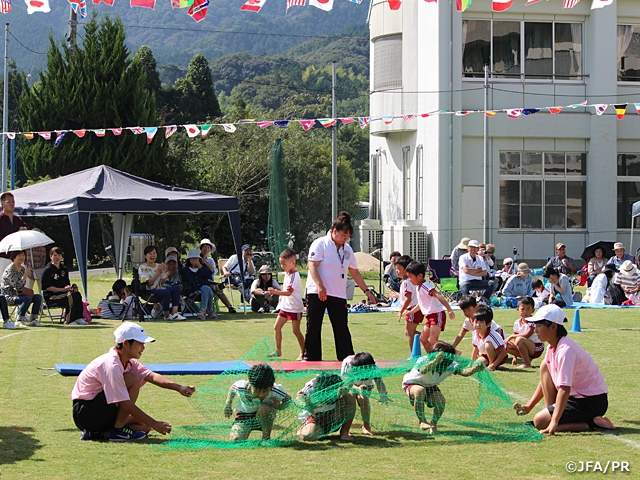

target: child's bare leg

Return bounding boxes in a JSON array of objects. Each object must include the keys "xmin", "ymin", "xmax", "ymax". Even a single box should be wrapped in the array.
[
  {"xmin": 419, "ymin": 327, "xmax": 432, "ymax": 353},
  {"xmin": 506, "ymin": 342, "xmax": 521, "ymax": 365},
  {"xmin": 273, "ymin": 315, "xmax": 288, "ymax": 357},
  {"xmin": 428, "ymin": 325, "xmax": 442, "ymax": 347},
  {"xmin": 297, "ymin": 421, "xmax": 319, "ymax": 441},
  {"xmin": 539, "ymin": 361, "xmax": 557, "ymax": 407},
  {"xmin": 230, "ymin": 422, "xmax": 252, "ymax": 441},
  {"xmin": 484, "ymin": 342, "xmax": 498, "ymax": 366},
  {"xmin": 291, "ymin": 319, "xmax": 305, "ymax": 359},
  {"xmin": 427, "ymin": 389, "xmax": 446, "ymax": 435},
  {"xmin": 338, "ymin": 395, "xmax": 356, "ymax": 441},
  {"xmin": 515, "ymin": 337, "xmax": 536, "ymax": 368},
  {"xmin": 405, "ymin": 321, "xmax": 418, "ymax": 352},
  {"xmin": 256, "ymin": 404, "xmax": 275, "ymax": 440},
  {"xmin": 409, "ymin": 385, "xmax": 429, "ymax": 429},
  {"xmin": 357, "ymin": 394, "xmax": 373, "ymax": 435}
]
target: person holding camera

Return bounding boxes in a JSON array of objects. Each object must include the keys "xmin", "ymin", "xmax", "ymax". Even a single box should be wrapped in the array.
[
  {"xmin": 222, "ymin": 244, "xmax": 256, "ymax": 302},
  {"xmin": 0, "ymin": 250, "xmax": 43, "ymax": 328},
  {"xmin": 42, "ymin": 246, "xmax": 85, "ymax": 325}
]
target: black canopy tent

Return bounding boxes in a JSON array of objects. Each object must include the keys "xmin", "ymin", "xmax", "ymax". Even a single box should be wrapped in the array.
[{"xmin": 11, "ymin": 165, "xmax": 244, "ymax": 297}]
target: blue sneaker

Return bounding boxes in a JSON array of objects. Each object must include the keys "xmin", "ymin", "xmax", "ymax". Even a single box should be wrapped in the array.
[
  {"xmin": 109, "ymin": 426, "xmax": 146, "ymax": 442},
  {"xmin": 80, "ymin": 430, "xmax": 103, "ymax": 441},
  {"xmin": 80, "ymin": 429, "xmax": 92, "ymax": 441}
]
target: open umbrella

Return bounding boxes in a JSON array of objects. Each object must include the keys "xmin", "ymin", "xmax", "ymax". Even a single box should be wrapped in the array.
[
  {"xmin": 0, "ymin": 230, "xmax": 54, "ymax": 254},
  {"xmin": 581, "ymin": 240, "xmax": 616, "ymax": 262}
]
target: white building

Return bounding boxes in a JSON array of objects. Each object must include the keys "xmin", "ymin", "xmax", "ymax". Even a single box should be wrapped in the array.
[{"xmin": 356, "ymin": 0, "xmax": 640, "ymax": 266}]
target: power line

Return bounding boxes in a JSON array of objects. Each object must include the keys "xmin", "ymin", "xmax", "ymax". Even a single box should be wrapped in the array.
[{"xmin": 8, "ymin": 31, "xmax": 46, "ymax": 55}]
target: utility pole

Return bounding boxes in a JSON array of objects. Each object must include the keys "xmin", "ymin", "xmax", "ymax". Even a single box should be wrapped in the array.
[
  {"xmin": 2, "ymin": 24, "xmax": 9, "ymax": 193},
  {"xmin": 331, "ymin": 61, "xmax": 337, "ymax": 220},
  {"xmin": 483, "ymin": 64, "xmax": 490, "ymax": 244},
  {"xmin": 67, "ymin": 4, "xmax": 77, "ymax": 58}
]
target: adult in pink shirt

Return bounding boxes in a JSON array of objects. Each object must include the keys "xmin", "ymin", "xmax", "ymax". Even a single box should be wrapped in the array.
[
  {"xmin": 71, "ymin": 322, "xmax": 195, "ymax": 441},
  {"xmin": 513, "ymin": 305, "xmax": 613, "ymax": 434}
]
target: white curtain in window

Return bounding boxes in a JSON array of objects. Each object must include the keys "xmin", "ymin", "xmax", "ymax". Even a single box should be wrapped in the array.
[
  {"xmin": 570, "ymin": 23, "xmax": 582, "ymax": 75},
  {"xmin": 618, "ymin": 25, "xmax": 634, "ymax": 66}
]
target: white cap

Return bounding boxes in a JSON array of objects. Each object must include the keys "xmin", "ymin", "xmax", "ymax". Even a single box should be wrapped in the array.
[
  {"xmin": 468, "ymin": 240, "xmax": 480, "ymax": 248},
  {"xmin": 529, "ymin": 304, "xmax": 566, "ymax": 325},
  {"xmin": 114, "ymin": 322, "xmax": 156, "ymax": 344}
]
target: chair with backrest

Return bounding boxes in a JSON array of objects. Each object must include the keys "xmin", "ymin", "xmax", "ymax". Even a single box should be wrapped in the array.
[
  {"xmin": 218, "ymin": 258, "xmax": 240, "ymax": 306},
  {"xmin": 427, "ymin": 258, "xmax": 461, "ymax": 303},
  {"xmin": 131, "ymin": 269, "xmax": 163, "ymax": 319}
]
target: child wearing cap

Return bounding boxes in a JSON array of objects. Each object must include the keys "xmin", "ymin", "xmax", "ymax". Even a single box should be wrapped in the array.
[
  {"xmin": 514, "ymin": 304, "xmax": 614, "ymax": 434},
  {"xmin": 267, "ymin": 249, "xmax": 304, "ymax": 359},
  {"xmin": 71, "ymin": 322, "xmax": 195, "ymax": 442},
  {"xmin": 224, "ymin": 364, "xmax": 291, "ymax": 441},
  {"xmin": 181, "ymin": 249, "xmax": 218, "ymax": 320}
]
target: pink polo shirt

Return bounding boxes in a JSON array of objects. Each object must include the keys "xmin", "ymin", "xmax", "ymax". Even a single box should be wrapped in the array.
[
  {"xmin": 545, "ymin": 336, "xmax": 608, "ymax": 399},
  {"xmin": 71, "ymin": 347, "xmax": 152, "ymax": 404}
]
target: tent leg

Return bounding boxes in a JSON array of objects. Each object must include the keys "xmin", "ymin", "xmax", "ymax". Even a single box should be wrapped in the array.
[{"xmin": 631, "ymin": 216, "xmax": 635, "ymax": 262}]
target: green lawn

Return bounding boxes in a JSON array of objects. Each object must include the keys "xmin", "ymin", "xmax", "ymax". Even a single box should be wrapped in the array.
[{"xmin": 1, "ymin": 275, "xmax": 639, "ymax": 479}]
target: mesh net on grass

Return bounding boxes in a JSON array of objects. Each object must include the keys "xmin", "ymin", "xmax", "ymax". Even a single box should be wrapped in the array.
[{"xmin": 164, "ymin": 339, "xmax": 541, "ymax": 449}]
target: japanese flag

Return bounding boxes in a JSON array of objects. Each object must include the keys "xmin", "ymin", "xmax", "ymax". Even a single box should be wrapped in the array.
[
  {"xmin": 24, "ymin": 0, "xmax": 50, "ymax": 14},
  {"xmin": 591, "ymin": 0, "xmax": 613, "ymax": 9},
  {"xmin": 309, "ymin": 0, "xmax": 333, "ymax": 11},
  {"xmin": 492, "ymin": 0, "xmax": 513, "ymax": 11}
]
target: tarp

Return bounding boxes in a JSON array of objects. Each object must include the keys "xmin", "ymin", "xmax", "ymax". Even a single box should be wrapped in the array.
[{"xmin": 11, "ymin": 166, "xmax": 244, "ymax": 296}]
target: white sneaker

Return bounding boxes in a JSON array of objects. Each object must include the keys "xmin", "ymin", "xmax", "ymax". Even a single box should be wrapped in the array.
[
  {"xmin": 170, "ymin": 312, "xmax": 186, "ymax": 321},
  {"xmin": 2, "ymin": 321, "xmax": 15, "ymax": 329},
  {"xmin": 14, "ymin": 320, "xmax": 25, "ymax": 328},
  {"xmin": 16, "ymin": 315, "xmax": 27, "ymax": 325},
  {"xmin": 258, "ymin": 307, "xmax": 265, "ymax": 313},
  {"xmin": 69, "ymin": 318, "xmax": 88, "ymax": 325},
  {"xmin": 28, "ymin": 320, "xmax": 44, "ymax": 327}
]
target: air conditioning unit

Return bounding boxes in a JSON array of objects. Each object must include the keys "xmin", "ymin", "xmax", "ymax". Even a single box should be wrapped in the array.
[{"xmin": 354, "ymin": 219, "xmax": 383, "ymax": 254}]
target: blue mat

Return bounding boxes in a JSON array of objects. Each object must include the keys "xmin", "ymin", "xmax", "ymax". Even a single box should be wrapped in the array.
[
  {"xmin": 566, "ymin": 302, "xmax": 640, "ymax": 309},
  {"xmin": 55, "ymin": 361, "xmax": 251, "ymax": 376}
]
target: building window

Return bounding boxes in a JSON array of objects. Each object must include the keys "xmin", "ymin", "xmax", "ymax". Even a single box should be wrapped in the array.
[
  {"xmin": 373, "ymin": 35, "xmax": 402, "ymax": 90},
  {"xmin": 499, "ymin": 152, "xmax": 586, "ymax": 230},
  {"xmin": 617, "ymin": 154, "xmax": 640, "ymax": 228},
  {"xmin": 463, "ymin": 20, "xmax": 582, "ymax": 80},
  {"xmin": 618, "ymin": 25, "xmax": 640, "ymax": 82}
]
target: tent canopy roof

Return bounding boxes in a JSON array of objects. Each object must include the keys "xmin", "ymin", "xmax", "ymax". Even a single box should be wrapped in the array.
[
  {"xmin": 13, "ymin": 165, "xmax": 239, "ymax": 216},
  {"xmin": 633, "ymin": 200, "xmax": 640, "ymax": 219}
]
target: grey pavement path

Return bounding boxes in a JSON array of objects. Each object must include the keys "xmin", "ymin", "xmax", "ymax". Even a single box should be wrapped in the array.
[{"xmin": 69, "ymin": 267, "xmax": 116, "ymax": 278}]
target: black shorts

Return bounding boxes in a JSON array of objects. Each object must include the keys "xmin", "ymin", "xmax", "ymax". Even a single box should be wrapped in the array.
[
  {"xmin": 72, "ymin": 391, "xmax": 118, "ymax": 433},
  {"xmin": 547, "ymin": 393, "xmax": 608, "ymax": 430}
]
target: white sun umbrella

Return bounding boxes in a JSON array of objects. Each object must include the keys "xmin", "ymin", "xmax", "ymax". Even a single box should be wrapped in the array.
[{"xmin": 0, "ymin": 230, "xmax": 54, "ymax": 254}]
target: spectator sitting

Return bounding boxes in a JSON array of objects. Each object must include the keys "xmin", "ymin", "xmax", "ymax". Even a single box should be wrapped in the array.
[
  {"xmin": 458, "ymin": 240, "xmax": 497, "ymax": 301},
  {"xmin": 0, "ymin": 192, "xmax": 28, "ymax": 275},
  {"xmin": 485, "ymin": 244, "xmax": 496, "ymax": 266},
  {"xmin": 198, "ymin": 239, "xmax": 236, "ymax": 314},
  {"xmin": 164, "ymin": 246, "xmax": 181, "ymax": 267},
  {"xmin": 587, "ymin": 264, "xmax": 617, "ymax": 305},
  {"xmin": 109, "ymin": 279, "xmax": 127, "ymax": 299},
  {"xmin": 181, "ymin": 249, "xmax": 217, "ymax": 320},
  {"xmin": 223, "ymin": 244, "xmax": 256, "ymax": 303},
  {"xmin": 42, "ymin": 246, "xmax": 85, "ymax": 325},
  {"xmin": 450, "ymin": 237, "xmax": 469, "ymax": 276},
  {"xmin": 0, "ymin": 250, "xmax": 43, "ymax": 328},
  {"xmin": 546, "ymin": 243, "xmax": 578, "ymax": 276},
  {"xmin": 614, "ymin": 260, "xmax": 640, "ymax": 302},
  {"xmin": 250, "ymin": 265, "xmax": 281, "ymax": 313},
  {"xmin": 384, "ymin": 251, "xmax": 402, "ymax": 292},
  {"xmin": 543, "ymin": 266, "xmax": 573, "ymax": 308},
  {"xmin": 587, "ymin": 247, "xmax": 608, "ymax": 287},
  {"xmin": 502, "ymin": 263, "xmax": 533, "ymax": 298},
  {"xmin": 478, "ymin": 244, "xmax": 494, "ymax": 270},
  {"xmin": 606, "ymin": 242, "xmax": 634, "ymax": 269},
  {"xmin": 138, "ymin": 245, "xmax": 185, "ymax": 321}
]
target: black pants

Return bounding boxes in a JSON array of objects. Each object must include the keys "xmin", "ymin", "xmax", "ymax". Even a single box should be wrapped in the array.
[{"xmin": 304, "ymin": 294, "xmax": 353, "ymax": 361}]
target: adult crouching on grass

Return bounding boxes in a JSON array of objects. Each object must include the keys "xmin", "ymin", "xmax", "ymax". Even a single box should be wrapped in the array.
[
  {"xmin": 304, "ymin": 211, "xmax": 377, "ymax": 361},
  {"xmin": 513, "ymin": 304, "xmax": 614, "ymax": 434},
  {"xmin": 71, "ymin": 322, "xmax": 195, "ymax": 442},
  {"xmin": 42, "ymin": 246, "xmax": 85, "ymax": 325}
]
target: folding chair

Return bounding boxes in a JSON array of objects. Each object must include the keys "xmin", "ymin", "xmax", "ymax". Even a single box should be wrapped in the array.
[
  {"xmin": 131, "ymin": 269, "xmax": 162, "ymax": 320},
  {"xmin": 43, "ymin": 296, "xmax": 67, "ymax": 324},
  {"xmin": 180, "ymin": 282, "xmax": 202, "ymax": 317},
  {"xmin": 427, "ymin": 258, "xmax": 461, "ymax": 303}
]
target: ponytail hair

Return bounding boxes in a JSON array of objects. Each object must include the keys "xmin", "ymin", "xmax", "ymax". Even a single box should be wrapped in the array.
[{"xmin": 331, "ymin": 211, "xmax": 353, "ymax": 235}]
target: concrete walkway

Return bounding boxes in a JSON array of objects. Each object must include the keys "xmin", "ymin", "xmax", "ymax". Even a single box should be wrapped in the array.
[{"xmin": 69, "ymin": 267, "xmax": 116, "ymax": 279}]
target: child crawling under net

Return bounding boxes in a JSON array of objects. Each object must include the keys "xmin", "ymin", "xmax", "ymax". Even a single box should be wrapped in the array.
[
  {"xmin": 402, "ymin": 341, "xmax": 484, "ymax": 434},
  {"xmin": 224, "ymin": 364, "xmax": 291, "ymax": 441}
]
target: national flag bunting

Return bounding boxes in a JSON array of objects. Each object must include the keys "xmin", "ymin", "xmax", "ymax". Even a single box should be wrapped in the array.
[
  {"xmin": 129, "ymin": 127, "xmax": 145, "ymax": 134},
  {"xmin": 492, "ymin": 0, "xmax": 513, "ymax": 11},
  {"xmin": 171, "ymin": 0, "xmax": 193, "ymax": 7},
  {"xmin": 339, "ymin": 117, "xmax": 356, "ymax": 125},
  {"xmin": 1, "ymin": 0, "xmax": 12, "ymax": 14},
  {"xmin": 358, "ymin": 117, "xmax": 370, "ymax": 128},
  {"xmin": 317, "ymin": 118, "xmax": 336, "ymax": 128},
  {"xmin": 25, "ymin": 0, "xmax": 50, "ymax": 14},
  {"xmin": 421, "ymin": 113, "xmax": 430, "ymax": 118},
  {"xmin": 93, "ymin": 0, "xmax": 115, "ymax": 4},
  {"xmin": 563, "ymin": 0, "xmax": 581, "ymax": 8},
  {"xmin": 485, "ymin": 111, "xmax": 497, "ymax": 117},
  {"xmin": 548, "ymin": 107, "xmax": 563, "ymax": 114},
  {"xmin": 188, "ymin": 0, "xmax": 209, "ymax": 22},
  {"xmin": 591, "ymin": 0, "xmax": 613, "ymax": 9},
  {"xmin": 54, "ymin": 131, "xmax": 66, "ymax": 147},
  {"xmin": 455, "ymin": 111, "xmax": 469, "ymax": 116},
  {"xmin": 145, "ymin": 127, "xmax": 157, "ymax": 144},
  {"xmin": 402, "ymin": 114, "xmax": 416, "ymax": 122},
  {"xmin": 382, "ymin": 116, "xmax": 394, "ymax": 125},
  {"xmin": 522, "ymin": 108, "xmax": 540, "ymax": 115},
  {"xmin": 38, "ymin": 131, "xmax": 51, "ymax": 140},
  {"xmin": 23, "ymin": 133, "xmax": 34, "ymax": 139},
  {"xmin": 507, "ymin": 109, "xmax": 521, "ymax": 119},
  {"xmin": 257, "ymin": 121, "xmax": 273, "ymax": 129},
  {"xmin": 6, "ymin": 132, "xmax": 15, "ymax": 139},
  {"xmin": 309, "ymin": 0, "xmax": 333, "ymax": 11},
  {"xmin": 634, "ymin": 104, "xmax": 640, "ymax": 115},
  {"xmin": 274, "ymin": 120, "xmax": 290, "ymax": 128},
  {"xmin": 237, "ymin": 119, "xmax": 255, "ymax": 124},
  {"xmin": 184, "ymin": 125, "xmax": 200, "ymax": 137},
  {"xmin": 165, "ymin": 125, "xmax": 177, "ymax": 138},
  {"xmin": 93, "ymin": 129, "xmax": 106, "ymax": 137},
  {"xmin": 456, "ymin": 0, "xmax": 472, "ymax": 12},
  {"xmin": 223, "ymin": 124, "xmax": 237, "ymax": 133},
  {"xmin": 110, "ymin": 128, "xmax": 123, "ymax": 136},
  {"xmin": 594, "ymin": 104, "xmax": 608, "ymax": 115},
  {"xmin": 68, "ymin": 0, "xmax": 87, "ymax": 19},
  {"xmin": 73, "ymin": 129, "xmax": 86, "ymax": 137},
  {"xmin": 525, "ymin": 0, "xmax": 543, "ymax": 4},
  {"xmin": 240, "ymin": 0, "xmax": 267, "ymax": 12},
  {"xmin": 569, "ymin": 100, "xmax": 588, "ymax": 108},
  {"xmin": 299, "ymin": 120, "xmax": 315, "ymax": 131},
  {"xmin": 286, "ymin": 0, "xmax": 305, "ymax": 12},
  {"xmin": 614, "ymin": 104, "xmax": 627, "ymax": 120},
  {"xmin": 200, "ymin": 125, "xmax": 212, "ymax": 137},
  {"xmin": 130, "ymin": 0, "xmax": 155, "ymax": 8},
  {"xmin": 388, "ymin": 0, "xmax": 401, "ymax": 10}
]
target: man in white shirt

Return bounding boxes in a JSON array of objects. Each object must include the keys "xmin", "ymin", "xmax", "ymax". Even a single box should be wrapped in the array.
[
  {"xmin": 223, "ymin": 244, "xmax": 256, "ymax": 302},
  {"xmin": 458, "ymin": 240, "xmax": 497, "ymax": 301}
]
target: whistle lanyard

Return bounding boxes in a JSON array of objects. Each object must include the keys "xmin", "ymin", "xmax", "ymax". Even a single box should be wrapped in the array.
[{"xmin": 337, "ymin": 245, "xmax": 345, "ymax": 279}]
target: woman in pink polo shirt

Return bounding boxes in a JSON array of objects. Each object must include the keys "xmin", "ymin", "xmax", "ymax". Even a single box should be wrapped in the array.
[{"xmin": 513, "ymin": 304, "xmax": 614, "ymax": 434}]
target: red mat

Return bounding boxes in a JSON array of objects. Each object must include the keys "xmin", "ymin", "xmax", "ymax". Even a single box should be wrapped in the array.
[{"xmin": 245, "ymin": 360, "xmax": 406, "ymax": 372}]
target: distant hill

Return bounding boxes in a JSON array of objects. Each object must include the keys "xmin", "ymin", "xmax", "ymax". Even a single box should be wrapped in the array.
[{"xmin": 2, "ymin": 0, "xmax": 368, "ymax": 79}]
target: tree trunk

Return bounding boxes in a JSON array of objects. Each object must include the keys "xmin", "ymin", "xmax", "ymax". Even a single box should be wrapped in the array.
[{"xmin": 98, "ymin": 214, "xmax": 117, "ymax": 268}]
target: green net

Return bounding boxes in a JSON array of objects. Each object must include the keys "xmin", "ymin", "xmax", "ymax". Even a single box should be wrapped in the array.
[
  {"xmin": 267, "ymin": 139, "xmax": 291, "ymax": 256},
  {"xmin": 163, "ymin": 339, "xmax": 542, "ymax": 450}
]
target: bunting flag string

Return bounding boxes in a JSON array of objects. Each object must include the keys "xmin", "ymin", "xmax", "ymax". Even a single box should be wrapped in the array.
[{"xmin": 9, "ymin": 99, "xmax": 640, "ymax": 146}]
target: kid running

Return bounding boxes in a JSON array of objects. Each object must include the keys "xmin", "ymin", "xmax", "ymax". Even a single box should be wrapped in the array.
[
  {"xmin": 505, "ymin": 296, "xmax": 545, "ymax": 368},
  {"xmin": 405, "ymin": 261, "xmax": 455, "ymax": 353},
  {"xmin": 471, "ymin": 305, "xmax": 508, "ymax": 371},
  {"xmin": 267, "ymin": 249, "xmax": 305, "ymax": 360},
  {"xmin": 395, "ymin": 255, "xmax": 425, "ymax": 352},
  {"xmin": 451, "ymin": 295, "xmax": 504, "ymax": 352}
]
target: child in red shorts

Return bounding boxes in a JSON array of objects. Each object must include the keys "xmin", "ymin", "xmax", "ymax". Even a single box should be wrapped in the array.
[
  {"xmin": 472, "ymin": 305, "xmax": 507, "ymax": 371},
  {"xmin": 505, "ymin": 296, "xmax": 545, "ymax": 368},
  {"xmin": 396, "ymin": 255, "xmax": 426, "ymax": 353}
]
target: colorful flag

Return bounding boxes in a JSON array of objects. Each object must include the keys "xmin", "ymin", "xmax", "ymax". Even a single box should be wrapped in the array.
[
  {"xmin": 522, "ymin": 108, "xmax": 540, "ymax": 115},
  {"xmin": 485, "ymin": 111, "xmax": 497, "ymax": 117},
  {"xmin": 222, "ymin": 124, "xmax": 237, "ymax": 133},
  {"xmin": 594, "ymin": 104, "xmax": 608, "ymax": 115},
  {"xmin": 68, "ymin": 0, "xmax": 87, "ymax": 19},
  {"xmin": 171, "ymin": 0, "xmax": 193, "ymax": 7},
  {"xmin": 73, "ymin": 129, "xmax": 86, "ymax": 137},
  {"xmin": 382, "ymin": 116, "xmax": 394, "ymax": 125},
  {"xmin": 129, "ymin": 127, "xmax": 145, "ymax": 134},
  {"xmin": 240, "ymin": 0, "xmax": 267, "ymax": 12},
  {"xmin": 24, "ymin": 0, "xmax": 50, "ymax": 14},
  {"xmin": 237, "ymin": 119, "xmax": 255, "ymax": 124},
  {"xmin": 130, "ymin": 0, "xmax": 155, "ymax": 8},
  {"xmin": 348, "ymin": 0, "xmax": 362, "ymax": 3},
  {"xmin": 1, "ymin": 0, "xmax": 12, "ymax": 14},
  {"xmin": 110, "ymin": 128, "xmax": 123, "ymax": 136},
  {"xmin": 188, "ymin": 0, "xmax": 209, "ymax": 22},
  {"xmin": 548, "ymin": 107, "xmax": 563, "ymax": 114},
  {"xmin": 388, "ymin": 0, "xmax": 401, "ymax": 9},
  {"xmin": 591, "ymin": 0, "xmax": 613, "ymax": 9},
  {"xmin": 339, "ymin": 117, "xmax": 356, "ymax": 125},
  {"xmin": 634, "ymin": 104, "xmax": 640, "ymax": 114},
  {"xmin": 402, "ymin": 114, "xmax": 416, "ymax": 122},
  {"xmin": 257, "ymin": 121, "xmax": 273, "ymax": 129},
  {"xmin": 145, "ymin": 127, "xmax": 157, "ymax": 144},
  {"xmin": 165, "ymin": 125, "xmax": 177, "ymax": 138},
  {"xmin": 54, "ymin": 131, "xmax": 66, "ymax": 147},
  {"xmin": 614, "ymin": 104, "xmax": 627, "ymax": 120},
  {"xmin": 184, "ymin": 125, "xmax": 200, "ymax": 137},
  {"xmin": 93, "ymin": 129, "xmax": 106, "ymax": 137},
  {"xmin": 6, "ymin": 132, "xmax": 15, "ymax": 139},
  {"xmin": 317, "ymin": 118, "xmax": 336, "ymax": 128},
  {"xmin": 507, "ymin": 109, "xmax": 521, "ymax": 119},
  {"xmin": 493, "ymin": 0, "xmax": 513, "ymax": 11},
  {"xmin": 299, "ymin": 120, "xmax": 315, "ymax": 131},
  {"xmin": 23, "ymin": 133, "xmax": 34, "ymax": 139},
  {"xmin": 525, "ymin": 0, "xmax": 543, "ymax": 4},
  {"xmin": 456, "ymin": 0, "xmax": 472, "ymax": 12},
  {"xmin": 563, "ymin": 0, "xmax": 581, "ymax": 8},
  {"xmin": 93, "ymin": 0, "xmax": 115, "ymax": 4},
  {"xmin": 421, "ymin": 113, "xmax": 430, "ymax": 118},
  {"xmin": 200, "ymin": 124, "xmax": 212, "ymax": 137},
  {"xmin": 309, "ymin": 0, "xmax": 333, "ymax": 11},
  {"xmin": 274, "ymin": 120, "xmax": 290, "ymax": 128},
  {"xmin": 38, "ymin": 131, "xmax": 51, "ymax": 140},
  {"xmin": 286, "ymin": 0, "xmax": 305, "ymax": 12},
  {"xmin": 569, "ymin": 100, "xmax": 588, "ymax": 108},
  {"xmin": 455, "ymin": 111, "xmax": 469, "ymax": 116},
  {"xmin": 358, "ymin": 117, "xmax": 370, "ymax": 128}
]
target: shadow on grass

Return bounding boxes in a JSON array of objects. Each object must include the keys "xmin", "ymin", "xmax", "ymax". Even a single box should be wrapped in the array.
[
  {"xmin": 0, "ymin": 426, "xmax": 42, "ymax": 464},
  {"xmin": 604, "ymin": 426, "xmax": 640, "ymax": 434},
  {"xmin": 498, "ymin": 367, "xmax": 538, "ymax": 373}
]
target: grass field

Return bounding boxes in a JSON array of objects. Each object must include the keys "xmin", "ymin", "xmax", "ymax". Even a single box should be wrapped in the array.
[{"xmin": 1, "ymin": 274, "xmax": 639, "ymax": 479}]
